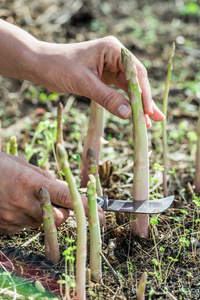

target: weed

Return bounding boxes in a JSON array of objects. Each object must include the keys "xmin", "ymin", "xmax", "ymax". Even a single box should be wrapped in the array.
[{"xmin": 58, "ymin": 237, "xmax": 76, "ymax": 300}]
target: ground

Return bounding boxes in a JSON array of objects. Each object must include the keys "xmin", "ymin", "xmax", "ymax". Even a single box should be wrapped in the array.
[{"xmin": 0, "ymin": 0, "xmax": 200, "ymax": 299}]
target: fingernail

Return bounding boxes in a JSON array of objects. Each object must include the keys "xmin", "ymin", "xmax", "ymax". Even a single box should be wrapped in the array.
[
  {"xmin": 149, "ymin": 106, "xmax": 153, "ymax": 115},
  {"xmin": 147, "ymin": 120, "xmax": 152, "ymax": 128},
  {"xmin": 161, "ymin": 113, "xmax": 166, "ymax": 120},
  {"xmin": 117, "ymin": 104, "xmax": 131, "ymax": 118}
]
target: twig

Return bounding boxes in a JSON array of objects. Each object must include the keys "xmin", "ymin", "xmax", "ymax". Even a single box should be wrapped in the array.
[
  {"xmin": 162, "ymin": 42, "xmax": 175, "ymax": 197},
  {"xmin": 100, "ymin": 252, "xmax": 123, "ymax": 285},
  {"xmin": 21, "ymin": 232, "xmax": 42, "ymax": 247}
]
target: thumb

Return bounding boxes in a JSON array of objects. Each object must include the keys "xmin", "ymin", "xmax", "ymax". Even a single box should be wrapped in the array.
[{"xmin": 85, "ymin": 75, "xmax": 131, "ymax": 119}]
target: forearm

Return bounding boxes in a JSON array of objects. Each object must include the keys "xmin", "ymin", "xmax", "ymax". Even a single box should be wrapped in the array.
[{"xmin": 0, "ymin": 19, "xmax": 40, "ymax": 83}]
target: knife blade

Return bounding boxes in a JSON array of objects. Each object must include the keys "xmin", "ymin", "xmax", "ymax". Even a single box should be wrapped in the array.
[{"xmin": 96, "ymin": 195, "xmax": 174, "ymax": 214}]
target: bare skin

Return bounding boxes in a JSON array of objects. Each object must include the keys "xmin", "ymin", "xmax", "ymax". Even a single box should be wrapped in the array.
[
  {"xmin": 0, "ymin": 153, "xmax": 102, "ymax": 234},
  {"xmin": 0, "ymin": 19, "xmax": 165, "ymax": 234}
]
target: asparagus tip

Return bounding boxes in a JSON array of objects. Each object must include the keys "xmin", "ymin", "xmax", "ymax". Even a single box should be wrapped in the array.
[
  {"xmin": 38, "ymin": 186, "xmax": 50, "ymax": 206},
  {"xmin": 58, "ymin": 102, "xmax": 63, "ymax": 110},
  {"xmin": 87, "ymin": 147, "xmax": 96, "ymax": 161},
  {"xmin": 88, "ymin": 174, "xmax": 96, "ymax": 184}
]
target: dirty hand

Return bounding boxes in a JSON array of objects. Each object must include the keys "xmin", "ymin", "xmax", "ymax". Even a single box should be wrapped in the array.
[
  {"xmin": 0, "ymin": 20, "xmax": 164, "ymax": 126},
  {"xmin": 0, "ymin": 153, "xmax": 104, "ymax": 235}
]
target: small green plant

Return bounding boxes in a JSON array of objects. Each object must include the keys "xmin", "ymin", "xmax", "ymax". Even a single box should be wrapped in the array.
[
  {"xmin": 58, "ymin": 237, "xmax": 76, "ymax": 300},
  {"xmin": 25, "ymin": 119, "xmax": 57, "ymax": 167},
  {"xmin": 150, "ymin": 217, "xmax": 163, "ymax": 285}
]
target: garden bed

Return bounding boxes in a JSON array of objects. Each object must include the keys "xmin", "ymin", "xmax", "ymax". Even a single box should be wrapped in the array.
[{"xmin": 0, "ymin": 0, "xmax": 200, "ymax": 299}]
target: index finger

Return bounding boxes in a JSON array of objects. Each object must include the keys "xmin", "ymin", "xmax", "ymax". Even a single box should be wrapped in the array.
[{"xmin": 133, "ymin": 56, "xmax": 153, "ymax": 115}]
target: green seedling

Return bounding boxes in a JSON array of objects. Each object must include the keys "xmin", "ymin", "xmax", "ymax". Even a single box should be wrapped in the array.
[
  {"xmin": 150, "ymin": 217, "xmax": 163, "ymax": 285},
  {"xmin": 58, "ymin": 237, "xmax": 76, "ymax": 300},
  {"xmin": 25, "ymin": 120, "xmax": 57, "ymax": 167}
]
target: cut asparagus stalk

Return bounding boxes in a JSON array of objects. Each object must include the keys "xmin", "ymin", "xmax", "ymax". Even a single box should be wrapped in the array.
[
  {"xmin": 87, "ymin": 174, "xmax": 102, "ymax": 282},
  {"xmin": 81, "ymin": 100, "xmax": 105, "ymax": 187},
  {"xmin": 195, "ymin": 106, "xmax": 200, "ymax": 191},
  {"xmin": 87, "ymin": 147, "xmax": 103, "ymax": 197},
  {"xmin": 121, "ymin": 47, "xmax": 149, "ymax": 238},
  {"xmin": 38, "ymin": 187, "xmax": 60, "ymax": 264},
  {"xmin": 10, "ymin": 135, "xmax": 18, "ymax": 156},
  {"xmin": 162, "ymin": 43, "xmax": 175, "ymax": 197},
  {"xmin": 57, "ymin": 143, "xmax": 86, "ymax": 300},
  {"xmin": 136, "ymin": 272, "xmax": 147, "ymax": 300}
]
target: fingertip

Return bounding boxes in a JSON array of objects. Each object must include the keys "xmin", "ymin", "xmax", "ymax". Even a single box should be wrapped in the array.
[
  {"xmin": 149, "ymin": 100, "xmax": 165, "ymax": 122},
  {"xmin": 117, "ymin": 104, "xmax": 132, "ymax": 119},
  {"xmin": 53, "ymin": 206, "xmax": 70, "ymax": 227},
  {"xmin": 145, "ymin": 114, "xmax": 152, "ymax": 128}
]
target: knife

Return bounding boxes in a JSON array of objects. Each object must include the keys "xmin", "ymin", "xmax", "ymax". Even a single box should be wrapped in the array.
[{"xmin": 95, "ymin": 195, "xmax": 174, "ymax": 214}]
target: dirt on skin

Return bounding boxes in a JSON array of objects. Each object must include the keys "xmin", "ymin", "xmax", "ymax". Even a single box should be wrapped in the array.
[{"xmin": 0, "ymin": 0, "xmax": 200, "ymax": 299}]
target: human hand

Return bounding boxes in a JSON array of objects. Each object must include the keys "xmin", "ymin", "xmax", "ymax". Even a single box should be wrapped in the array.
[
  {"xmin": 0, "ymin": 153, "xmax": 104, "ymax": 234},
  {"xmin": 35, "ymin": 36, "xmax": 165, "ymax": 126}
]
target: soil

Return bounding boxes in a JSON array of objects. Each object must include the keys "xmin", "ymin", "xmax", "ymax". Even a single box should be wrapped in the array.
[{"xmin": 0, "ymin": 0, "xmax": 200, "ymax": 299}]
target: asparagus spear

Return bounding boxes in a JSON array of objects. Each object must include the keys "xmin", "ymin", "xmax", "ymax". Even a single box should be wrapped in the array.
[
  {"xmin": 56, "ymin": 102, "xmax": 63, "ymax": 145},
  {"xmin": 10, "ymin": 135, "xmax": 18, "ymax": 156},
  {"xmin": 56, "ymin": 102, "xmax": 63, "ymax": 179},
  {"xmin": 162, "ymin": 43, "xmax": 175, "ymax": 197},
  {"xmin": 81, "ymin": 100, "xmax": 105, "ymax": 187},
  {"xmin": 87, "ymin": 147, "xmax": 103, "ymax": 197},
  {"xmin": 38, "ymin": 187, "xmax": 60, "ymax": 264},
  {"xmin": 195, "ymin": 106, "xmax": 200, "ymax": 191},
  {"xmin": 136, "ymin": 272, "xmax": 147, "ymax": 300},
  {"xmin": 0, "ymin": 119, "xmax": 1, "ymax": 152},
  {"xmin": 121, "ymin": 47, "xmax": 149, "ymax": 238},
  {"xmin": 57, "ymin": 143, "xmax": 86, "ymax": 300},
  {"xmin": 87, "ymin": 174, "xmax": 102, "ymax": 282}
]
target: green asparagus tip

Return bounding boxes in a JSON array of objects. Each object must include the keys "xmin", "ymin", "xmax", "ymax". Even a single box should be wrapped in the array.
[
  {"xmin": 169, "ymin": 42, "xmax": 175, "ymax": 61},
  {"xmin": 88, "ymin": 174, "xmax": 96, "ymax": 184},
  {"xmin": 121, "ymin": 47, "xmax": 129, "ymax": 65},
  {"xmin": 38, "ymin": 186, "xmax": 50, "ymax": 207},
  {"xmin": 58, "ymin": 102, "xmax": 63, "ymax": 110},
  {"xmin": 10, "ymin": 136, "xmax": 17, "ymax": 142}
]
